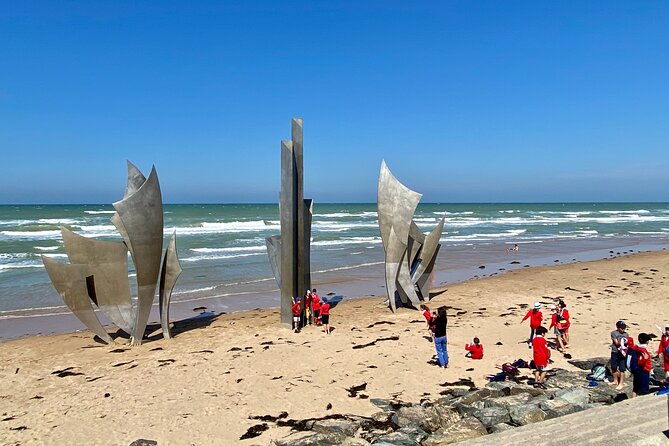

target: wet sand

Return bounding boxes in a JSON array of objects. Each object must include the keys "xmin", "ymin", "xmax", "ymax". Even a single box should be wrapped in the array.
[{"xmin": 1, "ymin": 250, "xmax": 668, "ymax": 445}]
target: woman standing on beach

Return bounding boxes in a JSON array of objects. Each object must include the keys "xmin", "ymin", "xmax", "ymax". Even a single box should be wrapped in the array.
[
  {"xmin": 557, "ymin": 300, "xmax": 570, "ymax": 347},
  {"xmin": 521, "ymin": 303, "xmax": 543, "ymax": 348},
  {"xmin": 432, "ymin": 307, "xmax": 449, "ymax": 368}
]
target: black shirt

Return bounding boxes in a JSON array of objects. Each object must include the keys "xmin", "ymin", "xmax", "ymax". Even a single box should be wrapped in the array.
[{"xmin": 433, "ymin": 314, "xmax": 448, "ymax": 338}]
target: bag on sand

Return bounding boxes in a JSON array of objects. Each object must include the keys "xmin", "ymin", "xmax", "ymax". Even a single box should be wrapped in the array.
[
  {"xmin": 588, "ymin": 364, "xmax": 606, "ymax": 381},
  {"xmin": 501, "ymin": 363, "xmax": 519, "ymax": 376}
]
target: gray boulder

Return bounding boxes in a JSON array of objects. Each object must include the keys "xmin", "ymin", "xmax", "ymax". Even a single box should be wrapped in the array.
[
  {"xmin": 553, "ymin": 387, "xmax": 590, "ymax": 407},
  {"xmin": 484, "ymin": 382, "xmax": 513, "ymax": 396},
  {"xmin": 508, "ymin": 403, "xmax": 546, "ymax": 426},
  {"xmin": 567, "ymin": 357, "xmax": 609, "ymax": 371},
  {"xmin": 274, "ymin": 432, "xmax": 344, "ymax": 446},
  {"xmin": 311, "ymin": 419, "xmax": 359, "ymax": 437},
  {"xmin": 392, "ymin": 405, "xmax": 459, "ymax": 433},
  {"xmin": 539, "ymin": 398, "xmax": 583, "ymax": 419},
  {"xmin": 422, "ymin": 416, "xmax": 487, "ymax": 445},
  {"xmin": 341, "ymin": 439, "xmax": 372, "ymax": 446},
  {"xmin": 484, "ymin": 393, "xmax": 531, "ymax": 410},
  {"xmin": 490, "ymin": 423, "xmax": 515, "ymax": 434},
  {"xmin": 454, "ymin": 400, "xmax": 485, "ymax": 417},
  {"xmin": 373, "ymin": 425, "xmax": 427, "ymax": 445},
  {"xmin": 472, "ymin": 406, "xmax": 510, "ymax": 429}
]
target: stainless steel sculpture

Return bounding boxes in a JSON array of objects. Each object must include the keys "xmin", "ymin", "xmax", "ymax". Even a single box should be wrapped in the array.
[
  {"xmin": 266, "ymin": 118, "xmax": 313, "ymax": 326},
  {"xmin": 377, "ymin": 160, "xmax": 445, "ymax": 311},
  {"xmin": 42, "ymin": 161, "xmax": 182, "ymax": 345}
]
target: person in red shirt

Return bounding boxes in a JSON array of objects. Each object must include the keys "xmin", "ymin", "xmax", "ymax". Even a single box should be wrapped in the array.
[
  {"xmin": 320, "ymin": 298, "xmax": 331, "ymax": 334},
  {"xmin": 420, "ymin": 304, "xmax": 435, "ymax": 340},
  {"xmin": 465, "ymin": 337, "xmax": 484, "ymax": 359},
  {"xmin": 557, "ymin": 300, "xmax": 571, "ymax": 347},
  {"xmin": 631, "ymin": 333, "xmax": 652, "ymax": 397},
  {"xmin": 532, "ymin": 326, "xmax": 550, "ymax": 387},
  {"xmin": 521, "ymin": 302, "xmax": 543, "ymax": 348},
  {"xmin": 311, "ymin": 290, "xmax": 321, "ymax": 326},
  {"xmin": 657, "ymin": 324, "xmax": 669, "ymax": 384},
  {"xmin": 291, "ymin": 297, "xmax": 301, "ymax": 333}
]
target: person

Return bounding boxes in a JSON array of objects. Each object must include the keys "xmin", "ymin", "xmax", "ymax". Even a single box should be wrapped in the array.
[
  {"xmin": 557, "ymin": 300, "xmax": 570, "ymax": 347},
  {"xmin": 609, "ymin": 320, "xmax": 629, "ymax": 390},
  {"xmin": 465, "ymin": 337, "xmax": 483, "ymax": 359},
  {"xmin": 432, "ymin": 307, "xmax": 449, "ymax": 368},
  {"xmin": 512, "ymin": 244, "xmax": 519, "ymax": 252},
  {"xmin": 311, "ymin": 291, "xmax": 321, "ymax": 326},
  {"xmin": 291, "ymin": 297, "xmax": 301, "ymax": 333},
  {"xmin": 320, "ymin": 298, "xmax": 331, "ymax": 334},
  {"xmin": 532, "ymin": 326, "xmax": 550, "ymax": 388},
  {"xmin": 657, "ymin": 324, "xmax": 669, "ymax": 384},
  {"xmin": 304, "ymin": 290, "xmax": 312, "ymax": 326},
  {"xmin": 631, "ymin": 333, "xmax": 652, "ymax": 397},
  {"xmin": 521, "ymin": 303, "xmax": 543, "ymax": 348},
  {"xmin": 420, "ymin": 304, "xmax": 435, "ymax": 340}
]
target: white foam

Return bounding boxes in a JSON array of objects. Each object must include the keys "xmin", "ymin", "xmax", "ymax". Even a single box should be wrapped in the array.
[
  {"xmin": 313, "ymin": 237, "xmax": 382, "ymax": 247},
  {"xmin": 37, "ymin": 218, "xmax": 81, "ymax": 225},
  {"xmin": 84, "ymin": 210, "xmax": 116, "ymax": 214},
  {"xmin": 190, "ymin": 246, "xmax": 266, "ymax": 254},
  {"xmin": 313, "ymin": 261, "xmax": 384, "ymax": 274},
  {"xmin": 34, "ymin": 246, "xmax": 60, "ymax": 251},
  {"xmin": 180, "ymin": 252, "xmax": 264, "ymax": 262}
]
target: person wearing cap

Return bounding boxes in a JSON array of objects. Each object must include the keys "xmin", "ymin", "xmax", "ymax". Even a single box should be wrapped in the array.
[
  {"xmin": 657, "ymin": 324, "xmax": 669, "ymax": 384},
  {"xmin": 609, "ymin": 320, "xmax": 629, "ymax": 390},
  {"xmin": 521, "ymin": 303, "xmax": 544, "ymax": 348}
]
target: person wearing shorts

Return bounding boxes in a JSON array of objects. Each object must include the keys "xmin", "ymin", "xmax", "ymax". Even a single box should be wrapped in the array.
[
  {"xmin": 292, "ymin": 297, "xmax": 301, "ymax": 333},
  {"xmin": 657, "ymin": 324, "xmax": 669, "ymax": 384},
  {"xmin": 632, "ymin": 333, "xmax": 652, "ymax": 397},
  {"xmin": 320, "ymin": 298, "xmax": 331, "ymax": 334},
  {"xmin": 610, "ymin": 320, "xmax": 628, "ymax": 390},
  {"xmin": 532, "ymin": 326, "xmax": 550, "ymax": 387}
]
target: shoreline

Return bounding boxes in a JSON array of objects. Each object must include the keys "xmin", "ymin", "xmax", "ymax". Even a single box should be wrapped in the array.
[
  {"xmin": 1, "ymin": 250, "xmax": 668, "ymax": 444},
  {"xmin": 2, "ymin": 236, "xmax": 668, "ymax": 342}
]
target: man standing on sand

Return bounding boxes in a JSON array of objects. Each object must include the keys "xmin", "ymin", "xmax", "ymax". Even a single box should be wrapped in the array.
[
  {"xmin": 320, "ymin": 298, "xmax": 331, "ymax": 334},
  {"xmin": 609, "ymin": 320, "xmax": 629, "ymax": 390}
]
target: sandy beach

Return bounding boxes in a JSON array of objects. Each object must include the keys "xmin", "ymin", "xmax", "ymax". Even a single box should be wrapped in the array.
[{"xmin": 1, "ymin": 250, "xmax": 668, "ymax": 445}]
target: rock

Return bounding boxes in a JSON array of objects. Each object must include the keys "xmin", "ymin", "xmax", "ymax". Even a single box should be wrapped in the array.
[
  {"xmin": 490, "ymin": 423, "xmax": 515, "ymax": 433},
  {"xmin": 373, "ymin": 425, "xmax": 428, "ymax": 445},
  {"xmin": 567, "ymin": 357, "xmax": 609, "ymax": 371},
  {"xmin": 459, "ymin": 388, "xmax": 495, "ymax": 405},
  {"xmin": 422, "ymin": 417, "xmax": 487, "ymax": 445},
  {"xmin": 539, "ymin": 398, "xmax": 583, "ymax": 419},
  {"xmin": 472, "ymin": 406, "xmax": 510, "ymax": 429},
  {"xmin": 274, "ymin": 432, "xmax": 344, "ymax": 446},
  {"xmin": 509, "ymin": 384, "xmax": 546, "ymax": 397},
  {"xmin": 553, "ymin": 387, "xmax": 590, "ymax": 407},
  {"xmin": 484, "ymin": 394, "xmax": 531, "ymax": 410},
  {"xmin": 588, "ymin": 385, "xmax": 619, "ymax": 404},
  {"xmin": 546, "ymin": 369, "xmax": 588, "ymax": 389},
  {"xmin": 392, "ymin": 405, "xmax": 459, "ymax": 433},
  {"xmin": 311, "ymin": 419, "xmax": 359, "ymax": 437},
  {"xmin": 341, "ymin": 438, "xmax": 371, "ymax": 446},
  {"xmin": 508, "ymin": 403, "xmax": 546, "ymax": 425},
  {"xmin": 371, "ymin": 399, "xmax": 399, "ymax": 412},
  {"xmin": 129, "ymin": 441, "xmax": 157, "ymax": 446},
  {"xmin": 484, "ymin": 382, "xmax": 513, "ymax": 396},
  {"xmin": 454, "ymin": 400, "xmax": 485, "ymax": 417},
  {"xmin": 372, "ymin": 411, "xmax": 395, "ymax": 424}
]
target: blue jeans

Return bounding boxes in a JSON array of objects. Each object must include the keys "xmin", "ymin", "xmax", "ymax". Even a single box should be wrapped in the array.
[{"xmin": 434, "ymin": 336, "xmax": 449, "ymax": 367}]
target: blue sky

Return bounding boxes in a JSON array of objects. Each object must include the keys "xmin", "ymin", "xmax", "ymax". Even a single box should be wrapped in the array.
[{"xmin": 1, "ymin": 1, "xmax": 668, "ymax": 204}]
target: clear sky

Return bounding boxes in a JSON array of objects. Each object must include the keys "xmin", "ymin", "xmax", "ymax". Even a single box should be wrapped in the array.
[{"xmin": 1, "ymin": 1, "xmax": 668, "ymax": 204}]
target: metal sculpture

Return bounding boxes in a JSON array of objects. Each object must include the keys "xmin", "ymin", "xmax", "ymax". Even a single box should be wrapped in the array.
[
  {"xmin": 42, "ymin": 161, "xmax": 182, "ymax": 345},
  {"xmin": 377, "ymin": 160, "xmax": 445, "ymax": 311},
  {"xmin": 266, "ymin": 118, "xmax": 314, "ymax": 326}
]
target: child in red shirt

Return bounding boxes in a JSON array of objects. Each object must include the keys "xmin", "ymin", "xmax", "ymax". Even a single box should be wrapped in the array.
[
  {"xmin": 521, "ymin": 302, "xmax": 543, "ymax": 348},
  {"xmin": 657, "ymin": 324, "xmax": 669, "ymax": 384},
  {"xmin": 420, "ymin": 304, "xmax": 435, "ymax": 340},
  {"xmin": 632, "ymin": 333, "xmax": 652, "ymax": 397},
  {"xmin": 465, "ymin": 337, "xmax": 484, "ymax": 359},
  {"xmin": 320, "ymin": 299, "xmax": 331, "ymax": 334},
  {"xmin": 311, "ymin": 292, "xmax": 321, "ymax": 326},
  {"xmin": 291, "ymin": 297, "xmax": 301, "ymax": 333},
  {"xmin": 532, "ymin": 326, "xmax": 550, "ymax": 387}
]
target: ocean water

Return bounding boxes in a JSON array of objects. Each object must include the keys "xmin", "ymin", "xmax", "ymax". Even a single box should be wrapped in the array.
[{"xmin": 1, "ymin": 203, "xmax": 669, "ymax": 319}]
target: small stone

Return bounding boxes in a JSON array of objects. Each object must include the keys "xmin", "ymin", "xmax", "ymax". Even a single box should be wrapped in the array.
[{"xmin": 129, "ymin": 441, "xmax": 157, "ymax": 446}]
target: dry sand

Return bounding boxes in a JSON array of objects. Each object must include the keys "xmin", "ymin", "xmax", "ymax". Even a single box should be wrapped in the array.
[{"xmin": 1, "ymin": 251, "xmax": 668, "ymax": 445}]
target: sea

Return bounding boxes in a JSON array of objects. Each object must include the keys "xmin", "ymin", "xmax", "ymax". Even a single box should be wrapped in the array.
[{"xmin": 1, "ymin": 203, "xmax": 669, "ymax": 338}]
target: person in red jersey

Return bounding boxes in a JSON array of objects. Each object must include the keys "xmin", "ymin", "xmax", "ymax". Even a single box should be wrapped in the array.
[
  {"xmin": 420, "ymin": 304, "xmax": 435, "ymax": 340},
  {"xmin": 521, "ymin": 302, "xmax": 543, "ymax": 348},
  {"xmin": 657, "ymin": 324, "xmax": 669, "ymax": 384},
  {"xmin": 532, "ymin": 326, "xmax": 550, "ymax": 388},
  {"xmin": 465, "ymin": 337, "xmax": 483, "ymax": 359},
  {"xmin": 320, "ymin": 298, "xmax": 331, "ymax": 334},
  {"xmin": 291, "ymin": 297, "xmax": 301, "ymax": 333},
  {"xmin": 311, "ymin": 290, "xmax": 321, "ymax": 326},
  {"xmin": 557, "ymin": 299, "xmax": 571, "ymax": 347},
  {"xmin": 631, "ymin": 333, "xmax": 652, "ymax": 397}
]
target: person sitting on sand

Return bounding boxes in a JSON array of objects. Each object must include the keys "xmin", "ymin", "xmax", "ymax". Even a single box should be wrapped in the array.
[
  {"xmin": 311, "ymin": 291, "xmax": 321, "ymax": 326},
  {"xmin": 629, "ymin": 333, "xmax": 652, "ymax": 397},
  {"xmin": 465, "ymin": 337, "xmax": 483, "ymax": 359},
  {"xmin": 521, "ymin": 303, "xmax": 543, "ymax": 348},
  {"xmin": 609, "ymin": 320, "xmax": 629, "ymax": 390},
  {"xmin": 420, "ymin": 304, "xmax": 435, "ymax": 340},
  {"xmin": 657, "ymin": 324, "xmax": 669, "ymax": 384},
  {"xmin": 432, "ymin": 307, "xmax": 449, "ymax": 368},
  {"xmin": 292, "ymin": 297, "xmax": 301, "ymax": 333},
  {"xmin": 532, "ymin": 326, "xmax": 550, "ymax": 388},
  {"xmin": 320, "ymin": 298, "xmax": 331, "ymax": 334}
]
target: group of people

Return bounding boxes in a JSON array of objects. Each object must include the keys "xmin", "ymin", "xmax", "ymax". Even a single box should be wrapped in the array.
[
  {"xmin": 609, "ymin": 320, "xmax": 669, "ymax": 397},
  {"xmin": 291, "ymin": 288, "xmax": 331, "ymax": 334},
  {"xmin": 521, "ymin": 300, "xmax": 571, "ymax": 351}
]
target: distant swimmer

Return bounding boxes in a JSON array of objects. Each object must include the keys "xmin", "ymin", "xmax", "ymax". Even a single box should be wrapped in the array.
[{"xmin": 506, "ymin": 243, "xmax": 520, "ymax": 254}]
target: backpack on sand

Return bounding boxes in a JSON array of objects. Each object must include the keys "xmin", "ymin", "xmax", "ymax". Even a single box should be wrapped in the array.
[{"xmin": 588, "ymin": 364, "xmax": 606, "ymax": 381}]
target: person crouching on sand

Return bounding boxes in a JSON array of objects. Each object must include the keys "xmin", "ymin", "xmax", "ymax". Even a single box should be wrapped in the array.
[
  {"xmin": 432, "ymin": 307, "xmax": 449, "ymax": 368},
  {"xmin": 465, "ymin": 337, "xmax": 483, "ymax": 359},
  {"xmin": 320, "ymin": 298, "xmax": 331, "ymax": 334},
  {"xmin": 532, "ymin": 326, "xmax": 550, "ymax": 388},
  {"xmin": 521, "ymin": 302, "xmax": 543, "ymax": 348},
  {"xmin": 292, "ymin": 297, "xmax": 301, "ymax": 333}
]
